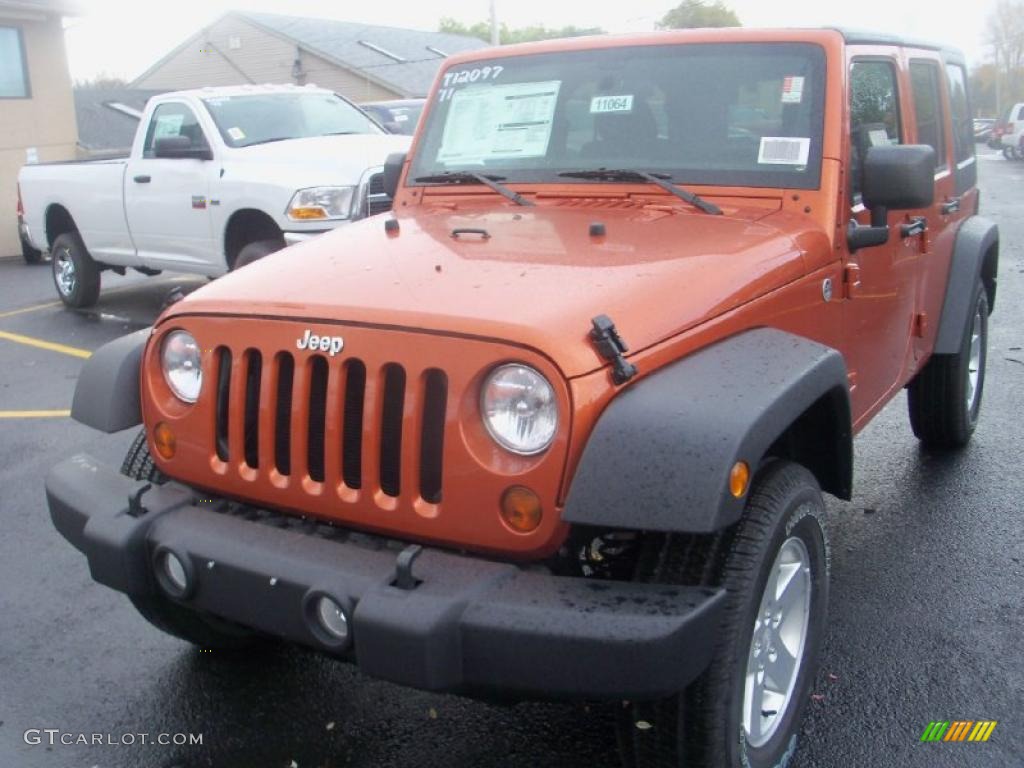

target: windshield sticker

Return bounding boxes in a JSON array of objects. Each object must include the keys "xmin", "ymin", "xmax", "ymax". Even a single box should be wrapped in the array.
[
  {"xmin": 153, "ymin": 114, "xmax": 184, "ymax": 139},
  {"xmin": 757, "ymin": 137, "xmax": 810, "ymax": 165},
  {"xmin": 227, "ymin": 126, "xmax": 246, "ymax": 141},
  {"xmin": 781, "ymin": 76, "xmax": 805, "ymax": 104},
  {"xmin": 205, "ymin": 97, "xmax": 230, "ymax": 107},
  {"xmin": 590, "ymin": 95, "xmax": 634, "ymax": 114},
  {"xmin": 436, "ymin": 81, "xmax": 561, "ymax": 164}
]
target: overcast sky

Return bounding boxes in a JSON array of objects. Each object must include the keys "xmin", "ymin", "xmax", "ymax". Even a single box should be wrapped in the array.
[{"xmin": 65, "ymin": 0, "xmax": 998, "ymax": 82}]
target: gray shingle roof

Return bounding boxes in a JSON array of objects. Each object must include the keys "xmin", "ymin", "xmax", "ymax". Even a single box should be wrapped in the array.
[
  {"xmin": 237, "ymin": 11, "xmax": 488, "ymax": 98},
  {"xmin": 73, "ymin": 88, "xmax": 164, "ymax": 152}
]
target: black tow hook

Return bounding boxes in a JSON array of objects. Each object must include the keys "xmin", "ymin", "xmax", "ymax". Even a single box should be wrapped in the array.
[
  {"xmin": 127, "ymin": 483, "xmax": 152, "ymax": 518},
  {"xmin": 393, "ymin": 544, "xmax": 424, "ymax": 590}
]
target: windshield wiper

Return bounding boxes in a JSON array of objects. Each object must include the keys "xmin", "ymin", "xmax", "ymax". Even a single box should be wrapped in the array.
[
  {"xmin": 413, "ymin": 171, "xmax": 533, "ymax": 207},
  {"xmin": 242, "ymin": 137, "xmax": 293, "ymax": 146},
  {"xmin": 558, "ymin": 169, "xmax": 721, "ymax": 215}
]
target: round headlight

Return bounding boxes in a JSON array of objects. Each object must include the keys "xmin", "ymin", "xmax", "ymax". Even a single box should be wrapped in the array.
[
  {"xmin": 162, "ymin": 330, "xmax": 202, "ymax": 403},
  {"xmin": 481, "ymin": 364, "xmax": 558, "ymax": 455}
]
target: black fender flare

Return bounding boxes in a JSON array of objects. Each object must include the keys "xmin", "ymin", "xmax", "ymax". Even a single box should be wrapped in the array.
[
  {"xmin": 934, "ymin": 216, "xmax": 998, "ymax": 354},
  {"xmin": 563, "ymin": 328, "xmax": 852, "ymax": 534},
  {"xmin": 70, "ymin": 328, "xmax": 149, "ymax": 433}
]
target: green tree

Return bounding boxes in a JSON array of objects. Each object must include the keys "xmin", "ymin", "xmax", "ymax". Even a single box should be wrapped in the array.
[
  {"xmin": 438, "ymin": 17, "xmax": 604, "ymax": 45},
  {"xmin": 658, "ymin": 0, "xmax": 741, "ymax": 29}
]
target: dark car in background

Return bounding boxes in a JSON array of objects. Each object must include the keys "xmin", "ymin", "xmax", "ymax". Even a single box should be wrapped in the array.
[{"xmin": 360, "ymin": 99, "xmax": 425, "ymax": 135}]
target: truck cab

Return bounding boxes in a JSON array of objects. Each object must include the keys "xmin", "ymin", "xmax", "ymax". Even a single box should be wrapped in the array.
[{"xmin": 47, "ymin": 29, "xmax": 997, "ymax": 768}]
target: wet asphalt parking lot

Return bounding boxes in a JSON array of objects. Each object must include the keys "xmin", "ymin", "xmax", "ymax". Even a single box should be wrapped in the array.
[{"xmin": 1, "ymin": 147, "xmax": 1022, "ymax": 768}]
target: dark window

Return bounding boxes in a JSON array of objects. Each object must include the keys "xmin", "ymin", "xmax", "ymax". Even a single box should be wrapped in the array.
[
  {"xmin": 0, "ymin": 27, "xmax": 29, "ymax": 98},
  {"xmin": 850, "ymin": 59, "xmax": 902, "ymax": 200},
  {"xmin": 910, "ymin": 61, "xmax": 946, "ymax": 169},
  {"xmin": 143, "ymin": 102, "xmax": 210, "ymax": 158},
  {"xmin": 944, "ymin": 63, "xmax": 973, "ymax": 165}
]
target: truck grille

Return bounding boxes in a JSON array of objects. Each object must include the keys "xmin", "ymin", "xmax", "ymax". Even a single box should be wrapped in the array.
[{"xmin": 211, "ymin": 346, "xmax": 447, "ymax": 504}]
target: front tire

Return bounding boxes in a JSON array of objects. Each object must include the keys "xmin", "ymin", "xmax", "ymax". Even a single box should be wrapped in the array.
[
  {"xmin": 908, "ymin": 280, "xmax": 989, "ymax": 450},
  {"xmin": 619, "ymin": 461, "xmax": 829, "ymax": 768},
  {"xmin": 120, "ymin": 431, "xmax": 261, "ymax": 650},
  {"xmin": 51, "ymin": 232, "xmax": 100, "ymax": 308},
  {"xmin": 233, "ymin": 237, "xmax": 285, "ymax": 270}
]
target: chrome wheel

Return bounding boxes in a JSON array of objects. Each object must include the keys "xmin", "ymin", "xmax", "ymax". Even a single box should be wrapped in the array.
[
  {"xmin": 966, "ymin": 304, "xmax": 983, "ymax": 413},
  {"xmin": 54, "ymin": 247, "xmax": 76, "ymax": 297},
  {"xmin": 743, "ymin": 532, "xmax": 812, "ymax": 747}
]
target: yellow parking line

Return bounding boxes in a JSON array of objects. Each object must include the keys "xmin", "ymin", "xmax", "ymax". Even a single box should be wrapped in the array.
[
  {"xmin": 0, "ymin": 410, "xmax": 71, "ymax": 418},
  {"xmin": 0, "ymin": 329, "xmax": 91, "ymax": 359},
  {"xmin": 0, "ymin": 300, "xmax": 62, "ymax": 319}
]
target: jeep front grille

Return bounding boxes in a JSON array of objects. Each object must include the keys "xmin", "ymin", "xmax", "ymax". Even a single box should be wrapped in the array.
[{"xmin": 211, "ymin": 347, "xmax": 447, "ymax": 504}]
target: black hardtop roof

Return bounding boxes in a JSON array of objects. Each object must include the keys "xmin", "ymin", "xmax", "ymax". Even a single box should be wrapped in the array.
[{"xmin": 830, "ymin": 27, "xmax": 965, "ymax": 62}]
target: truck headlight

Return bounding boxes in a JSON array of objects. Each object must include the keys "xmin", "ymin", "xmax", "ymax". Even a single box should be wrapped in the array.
[
  {"xmin": 162, "ymin": 330, "xmax": 202, "ymax": 403},
  {"xmin": 286, "ymin": 186, "xmax": 355, "ymax": 220},
  {"xmin": 481, "ymin": 364, "xmax": 558, "ymax": 455}
]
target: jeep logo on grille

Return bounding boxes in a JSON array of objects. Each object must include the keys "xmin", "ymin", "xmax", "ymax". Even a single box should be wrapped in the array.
[{"xmin": 296, "ymin": 329, "xmax": 345, "ymax": 356}]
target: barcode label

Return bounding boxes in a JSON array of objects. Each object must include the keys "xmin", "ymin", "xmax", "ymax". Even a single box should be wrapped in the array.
[{"xmin": 758, "ymin": 137, "xmax": 811, "ymax": 165}]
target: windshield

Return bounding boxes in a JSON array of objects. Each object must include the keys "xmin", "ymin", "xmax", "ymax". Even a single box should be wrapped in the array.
[
  {"xmin": 203, "ymin": 92, "xmax": 383, "ymax": 148},
  {"xmin": 410, "ymin": 43, "xmax": 826, "ymax": 190}
]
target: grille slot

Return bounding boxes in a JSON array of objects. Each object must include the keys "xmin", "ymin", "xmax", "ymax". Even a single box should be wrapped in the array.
[
  {"xmin": 274, "ymin": 353, "xmax": 294, "ymax": 476},
  {"xmin": 420, "ymin": 369, "xmax": 447, "ymax": 503},
  {"xmin": 243, "ymin": 350, "xmax": 262, "ymax": 468},
  {"xmin": 215, "ymin": 347, "xmax": 231, "ymax": 461},
  {"xmin": 307, "ymin": 356, "xmax": 328, "ymax": 482},
  {"xmin": 342, "ymin": 360, "xmax": 366, "ymax": 489},
  {"xmin": 379, "ymin": 364, "xmax": 406, "ymax": 497}
]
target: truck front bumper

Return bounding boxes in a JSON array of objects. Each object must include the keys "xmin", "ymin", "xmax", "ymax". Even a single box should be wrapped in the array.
[{"xmin": 46, "ymin": 455, "xmax": 725, "ymax": 700}]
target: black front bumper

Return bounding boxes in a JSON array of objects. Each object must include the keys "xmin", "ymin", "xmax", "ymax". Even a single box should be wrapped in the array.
[{"xmin": 46, "ymin": 454, "xmax": 725, "ymax": 700}]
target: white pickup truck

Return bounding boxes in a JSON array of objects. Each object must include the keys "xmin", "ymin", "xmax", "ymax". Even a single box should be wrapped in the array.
[{"xmin": 18, "ymin": 84, "xmax": 410, "ymax": 307}]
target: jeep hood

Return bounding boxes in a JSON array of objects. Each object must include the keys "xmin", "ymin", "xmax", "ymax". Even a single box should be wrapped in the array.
[{"xmin": 170, "ymin": 203, "xmax": 826, "ymax": 377}]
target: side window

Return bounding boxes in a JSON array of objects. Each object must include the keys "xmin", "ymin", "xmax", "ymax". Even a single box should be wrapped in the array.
[
  {"xmin": 143, "ymin": 103, "xmax": 210, "ymax": 158},
  {"xmin": 909, "ymin": 61, "xmax": 946, "ymax": 170},
  {"xmin": 944, "ymin": 64, "xmax": 973, "ymax": 165},
  {"xmin": 0, "ymin": 26, "xmax": 29, "ymax": 98},
  {"xmin": 849, "ymin": 60, "xmax": 902, "ymax": 200}
]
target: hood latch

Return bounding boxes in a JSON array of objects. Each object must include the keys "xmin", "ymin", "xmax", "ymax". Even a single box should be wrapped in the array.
[{"xmin": 590, "ymin": 314, "xmax": 638, "ymax": 385}]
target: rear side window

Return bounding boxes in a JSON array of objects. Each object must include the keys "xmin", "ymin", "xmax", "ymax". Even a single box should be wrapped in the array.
[
  {"xmin": 143, "ymin": 102, "xmax": 210, "ymax": 158},
  {"xmin": 850, "ymin": 59, "xmax": 902, "ymax": 200},
  {"xmin": 910, "ymin": 61, "xmax": 946, "ymax": 170},
  {"xmin": 944, "ymin": 64, "xmax": 973, "ymax": 165}
]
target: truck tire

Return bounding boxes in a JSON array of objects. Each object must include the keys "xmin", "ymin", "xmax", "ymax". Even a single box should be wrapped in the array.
[
  {"xmin": 120, "ymin": 431, "xmax": 261, "ymax": 650},
  {"xmin": 908, "ymin": 280, "xmax": 989, "ymax": 450},
  {"xmin": 51, "ymin": 232, "xmax": 100, "ymax": 308},
  {"xmin": 618, "ymin": 461, "xmax": 829, "ymax": 768},
  {"xmin": 233, "ymin": 238, "xmax": 285, "ymax": 270}
]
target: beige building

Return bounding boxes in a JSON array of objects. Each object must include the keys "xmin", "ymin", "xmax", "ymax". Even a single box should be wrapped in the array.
[
  {"xmin": 132, "ymin": 11, "xmax": 486, "ymax": 102},
  {"xmin": 1, "ymin": 0, "xmax": 80, "ymax": 257}
]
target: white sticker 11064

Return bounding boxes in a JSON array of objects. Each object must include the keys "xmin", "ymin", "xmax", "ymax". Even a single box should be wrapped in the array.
[
  {"xmin": 590, "ymin": 95, "xmax": 634, "ymax": 114},
  {"xmin": 758, "ymin": 137, "xmax": 811, "ymax": 165}
]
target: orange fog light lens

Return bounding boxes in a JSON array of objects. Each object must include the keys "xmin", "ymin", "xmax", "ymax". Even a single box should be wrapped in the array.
[
  {"xmin": 153, "ymin": 422, "xmax": 176, "ymax": 460},
  {"xmin": 729, "ymin": 461, "xmax": 750, "ymax": 498},
  {"xmin": 500, "ymin": 486, "xmax": 543, "ymax": 533}
]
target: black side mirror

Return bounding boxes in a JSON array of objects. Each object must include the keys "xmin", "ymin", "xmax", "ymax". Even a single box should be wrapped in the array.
[
  {"xmin": 848, "ymin": 144, "xmax": 936, "ymax": 252},
  {"xmin": 383, "ymin": 152, "xmax": 407, "ymax": 199},
  {"xmin": 154, "ymin": 135, "xmax": 213, "ymax": 161}
]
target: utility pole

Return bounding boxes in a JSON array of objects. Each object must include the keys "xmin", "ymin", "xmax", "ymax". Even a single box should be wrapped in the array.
[{"xmin": 489, "ymin": 0, "xmax": 500, "ymax": 46}]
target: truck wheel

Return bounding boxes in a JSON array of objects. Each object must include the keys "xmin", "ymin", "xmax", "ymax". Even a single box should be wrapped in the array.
[
  {"xmin": 51, "ymin": 232, "xmax": 100, "ymax": 308},
  {"xmin": 908, "ymin": 280, "xmax": 989, "ymax": 450},
  {"xmin": 619, "ymin": 461, "xmax": 829, "ymax": 768},
  {"xmin": 233, "ymin": 238, "xmax": 285, "ymax": 270},
  {"xmin": 120, "ymin": 431, "xmax": 261, "ymax": 650}
]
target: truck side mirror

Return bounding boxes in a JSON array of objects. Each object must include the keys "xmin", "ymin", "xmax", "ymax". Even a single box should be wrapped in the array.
[
  {"xmin": 154, "ymin": 135, "xmax": 213, "ymax": 161},
  {"xmin": 383, "ymin": 152, "xmax": 407, "ymax": 200},
  {"xmin": 848, "ymin": 144, "xmax": 936, "ymax": 252}
]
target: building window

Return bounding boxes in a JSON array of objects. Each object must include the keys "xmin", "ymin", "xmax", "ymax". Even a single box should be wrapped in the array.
[{"xmin": 0, "ymin": 27, "xmax": 29, "ymax": 99}]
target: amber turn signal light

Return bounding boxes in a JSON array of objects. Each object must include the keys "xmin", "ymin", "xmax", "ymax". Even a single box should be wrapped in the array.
[
  {"xmin": 729, "ymin": 461, "xmax": 750, "ymax": 498},
  {"xmin": 153, "ymin": 422, "xmax": 177, "ymax": 460},
  {"xmin": 500, "ymin": 486, "xmax": 543, "ymax": 533}
]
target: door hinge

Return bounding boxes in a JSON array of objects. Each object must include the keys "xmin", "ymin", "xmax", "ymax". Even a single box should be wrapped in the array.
[
  {"xmin": 843, "ymin": 263, "xmax": 862, "ymax": 299},
  {"xmin": 913, "ymin": 312, "xmax": 928, "ymax": 338},
  {"xmin": 590, "ymin": 314, "xmax": 637, "ymax": 385}
]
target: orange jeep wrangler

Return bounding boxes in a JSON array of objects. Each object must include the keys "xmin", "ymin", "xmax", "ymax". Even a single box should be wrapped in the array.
[{"xmin": 48, "ymin": 28, "xmax": 998, "ymax": 768}]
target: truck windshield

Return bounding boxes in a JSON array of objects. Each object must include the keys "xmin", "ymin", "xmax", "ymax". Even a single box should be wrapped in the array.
[
  {"xmin": 410, "ymin": 42, "xmax": 826, "ymax": 190},
  {"xmin": 203, "ymin": 92, "xmax": 383, "ymax": 148}
]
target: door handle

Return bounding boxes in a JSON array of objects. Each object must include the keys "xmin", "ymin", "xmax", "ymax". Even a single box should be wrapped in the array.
[
  {"xmin": 901, "ymin": 216, "xmax": 927, "ymax": 238},
  {"xmin": 133, "ymin": 175, "xmax": 151, "ymax": 184},
  {"xmin": 940, "ymin": 197, "xmax": 960, "ymax": 215}
]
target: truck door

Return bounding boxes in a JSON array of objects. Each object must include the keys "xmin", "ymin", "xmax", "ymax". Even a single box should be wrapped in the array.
[
  {"xmin": 125, "ymin": 102, "xmax": 216, "ymax": 269},
  {"xmin": 842, "ymin": 56, "xmax": 920, "ymax": 422}
]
